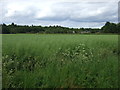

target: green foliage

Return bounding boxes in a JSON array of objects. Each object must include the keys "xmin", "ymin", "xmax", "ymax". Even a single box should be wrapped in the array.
[
  {"xmin": 1, "ymin": 23, "xmax": 101, "ymax": 34},
  {"xmin": 2, "ymin": 22, "xmax": 119, "ymax": 34},
  {"xmin": 2, "ymin": 34, "xmax": 119, "ymax": 88},
  {"xmin": 101, "ymin": 22, "xmax": 118, "ymax": 33}
]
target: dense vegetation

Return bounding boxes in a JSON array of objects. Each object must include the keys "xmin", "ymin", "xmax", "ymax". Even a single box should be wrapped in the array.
[
  {"xmin": 2, "ymin": 34, "xmax": 119, "ymax": 88},
  {"xmin": 1, "ymin": 22, "xmax": 119, "ymax": 34}
]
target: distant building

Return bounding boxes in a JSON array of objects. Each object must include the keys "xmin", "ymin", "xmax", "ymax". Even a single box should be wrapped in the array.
[
  {"xmin": 80, "ymin": 30, "xmax": 91, "ymax": 34},
  {"xmin": 73, "ymin": 31, "xmax": 75, "ymax": 34}
]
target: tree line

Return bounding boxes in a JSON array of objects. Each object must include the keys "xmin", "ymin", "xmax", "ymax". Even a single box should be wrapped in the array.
[{"xmin": 1, "ymin": 22, "xmax": 119, "ymax": 34}]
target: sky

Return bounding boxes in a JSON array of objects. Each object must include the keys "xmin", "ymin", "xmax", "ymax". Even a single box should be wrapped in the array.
[{"xmin": 0, "ymin": 0, "xmax": 119, "ymax": 28}]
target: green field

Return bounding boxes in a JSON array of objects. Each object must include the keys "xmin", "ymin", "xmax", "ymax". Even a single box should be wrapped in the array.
[{"xmin": 2, "ymin": 34, "xmax": 119, "ymax": 88}]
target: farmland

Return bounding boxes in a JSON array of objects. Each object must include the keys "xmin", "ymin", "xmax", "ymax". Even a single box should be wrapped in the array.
[{"xmin": 2, "ymin": 34, "xmax": 119, "ymax": 88}]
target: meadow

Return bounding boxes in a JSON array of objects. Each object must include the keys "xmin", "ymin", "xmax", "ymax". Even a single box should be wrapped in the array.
[{"xmin": 2, "ymin": 34, "xmax": 119, "ymax": 88}]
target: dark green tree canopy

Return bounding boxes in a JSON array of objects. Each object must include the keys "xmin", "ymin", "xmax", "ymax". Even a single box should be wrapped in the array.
[{"xmin": 1, "ymin": 22, "xmax": 119, "ymax": 34}]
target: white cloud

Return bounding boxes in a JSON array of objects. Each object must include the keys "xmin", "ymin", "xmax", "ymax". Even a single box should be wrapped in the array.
[{"xmin": 1, "ymin": 0, "xmax": 119, "ymax": 28}]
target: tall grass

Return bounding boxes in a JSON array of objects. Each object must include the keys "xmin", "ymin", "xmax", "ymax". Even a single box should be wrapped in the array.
[{"xmin": 2, "ymin": 34, "xmax": 119, "ymax": 88}]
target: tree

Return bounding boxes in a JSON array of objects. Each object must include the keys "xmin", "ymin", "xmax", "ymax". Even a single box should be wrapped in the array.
[
  {"xmin": 117, "ymin": 23, "xmax": 120, "ymax": 34},
  {"xmin": 101, "ymin": 22, "xmax": 117, "ymax": 33},
  {"xmin": 2, "ymin": 23, "xmax": 10, "ymax": 34}
]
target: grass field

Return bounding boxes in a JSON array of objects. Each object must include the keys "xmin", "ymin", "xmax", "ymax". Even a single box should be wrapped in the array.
[{"xmin": 2, "ymin": 34, "xmax": 119, "ymax": 88}]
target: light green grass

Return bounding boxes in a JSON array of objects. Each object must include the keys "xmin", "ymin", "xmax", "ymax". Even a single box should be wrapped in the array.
[{"xmin": 2, "ymin": 34, "xmax": 119, "ymax": 88}]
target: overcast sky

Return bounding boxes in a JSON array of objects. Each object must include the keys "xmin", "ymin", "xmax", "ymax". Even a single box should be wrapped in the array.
[{"xmin": 0, "ymin": 0, "xmax": 119, "ymax": 28}]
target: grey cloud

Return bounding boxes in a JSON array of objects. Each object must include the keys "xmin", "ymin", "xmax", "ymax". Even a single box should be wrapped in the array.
[
  {"xmin": 35, "ymin": 2, "xmax": 117, "ymax": 23},
  {"xmin": 1, "ymin": 0, "xmax": 118, "ymax": 28}
]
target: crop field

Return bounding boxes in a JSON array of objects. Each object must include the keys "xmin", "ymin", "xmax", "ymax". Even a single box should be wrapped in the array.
[{"xmin": 2, "ymin": 34, "xmax": 119, "ymax": 88}]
